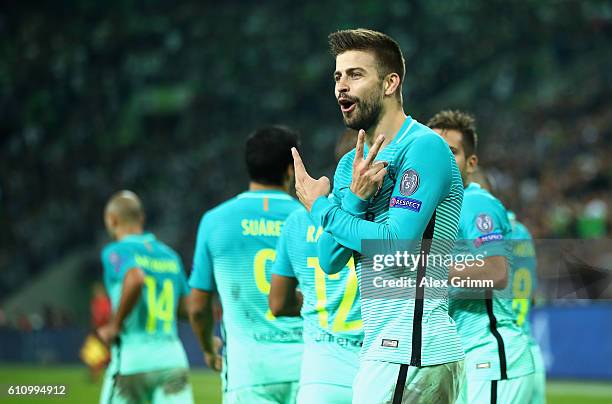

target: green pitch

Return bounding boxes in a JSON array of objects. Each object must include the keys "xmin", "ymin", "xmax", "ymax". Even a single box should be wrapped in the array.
[
  {"xmin": 0, "ymin": 365, "xmax": 611, "ymax": 403},
  {"xmin": 0, "ymin": 365, "xmax": 220, "ymax": 403}
]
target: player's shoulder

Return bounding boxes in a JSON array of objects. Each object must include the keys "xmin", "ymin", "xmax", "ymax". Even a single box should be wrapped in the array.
[
  {"xmin": 464, "ymin": 183, "xmax": 502, "ymax": 205},
  {"xmin": 100, "ymin": 240, "xmax": 136, "ymax": 272},
  {"xmin": 101, "ymin": 240, "xmax": 129, "ymax": 258},
  {"xmin": 153, "ymin": 238, "xmax": 181, "ymax": 260},
  {"xmin": 284, "ymin": 206, "xmax": 311, "ymax": 228},
  {"xmin": 511, "ymin": 220, "xmax": 533, "ymax": 240},
  {"xmin": 462, "ymin": 183, "xmax": 510, "ymax": 224},
  {"xmin": 196, "ymin": 195, "xmax": 247, "ymax": 231},
  {"xmin": 399, "ymin": 119, "xmax": 448, "ymax": 150},
  {"xmin": 203, "ymin": 195, "xmax": 241, "ymax": 220}
]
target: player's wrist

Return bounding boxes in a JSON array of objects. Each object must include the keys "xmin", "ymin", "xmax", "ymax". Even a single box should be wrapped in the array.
[{"xmin": 342, "ymin": 189, "xmax": 369, "ymax": 216}]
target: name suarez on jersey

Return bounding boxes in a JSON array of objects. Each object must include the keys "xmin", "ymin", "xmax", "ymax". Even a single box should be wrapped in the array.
[{"xmin": 241, "ymin": 218, "xmax": 285, "ymax": 237}]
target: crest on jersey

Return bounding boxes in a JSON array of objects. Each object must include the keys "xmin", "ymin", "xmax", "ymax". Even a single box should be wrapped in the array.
[
  {"xmin": 475, "ymin": 213, "xmax": 494, "ymax": 233},
  {"xmin": 400, "ymin": 169, "xmax": 419, "ymax": 196}
]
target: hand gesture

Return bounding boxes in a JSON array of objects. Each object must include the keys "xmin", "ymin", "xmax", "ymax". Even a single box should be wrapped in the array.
[
  {"xmin": 292, "ymin": 148, "xmax": 331, "ymax": 211},
  {"xmin": 350, "ymin": 130, "xmax": 388, "ymax": 200}
]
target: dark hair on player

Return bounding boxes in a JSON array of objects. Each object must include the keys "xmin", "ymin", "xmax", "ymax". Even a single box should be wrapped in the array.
[
  {"xmin": 245, "ymin": 125, "xmax": 300, "ymax": 186},
  {"xmin": 427, "ymin": 110, "xmax": 478, "ymax": 157},
  {"xmin": 329, "ymin": 28, "xmax": 405, "ymax": 101}
]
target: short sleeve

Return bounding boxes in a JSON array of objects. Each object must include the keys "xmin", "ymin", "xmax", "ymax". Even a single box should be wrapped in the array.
[
  {"xmin": 458, "ymin": 195, "xmax": 511, "ymax": 258},
  {"xmin": 271, "ymin": 213, "xmax": 297, "ymax": 278},
  {"xmin": 101, "ymin": 245, "xmax": 137, "ymax": 283},
  {"xmin": 189, "ymin": 213, "xmax": 216, "ymax": 291},
  {"xmin": 176, "ymin": 258, "xmax": 191, "ymax": 297}
]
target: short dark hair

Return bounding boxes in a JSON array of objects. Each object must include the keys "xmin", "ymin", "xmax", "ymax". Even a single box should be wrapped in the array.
[
  {"xmin": 427, "ymin": 110, "xmax": 478, "ymax": 156},
  {"xmin": 245, "ymin": 125, "xmax": 300, "ymax": 185},
  {"xmin": 329, "ymin": 28, "xmax": 405, "ymax": 99}
]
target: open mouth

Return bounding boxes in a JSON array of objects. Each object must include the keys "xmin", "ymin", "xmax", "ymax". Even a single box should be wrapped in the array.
[{"xmin": 338, "ymin": 98, "xmax": 357, "ymax": 113}]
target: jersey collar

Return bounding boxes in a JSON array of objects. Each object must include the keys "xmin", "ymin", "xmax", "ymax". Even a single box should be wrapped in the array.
[
  {"xmin": 238, "ymin": 190, "xmax": 293, "ymax": 200},
  {"xmin": 363, "ymin": 115, "xmax": 415, "ymax": 153},
  {"xmin": 465, "ymin": 182, "xmax": 481, "ymax": 191},
  {"xmin": 121, "ymin": 232, "xmax": 156, "ymax": 243}
]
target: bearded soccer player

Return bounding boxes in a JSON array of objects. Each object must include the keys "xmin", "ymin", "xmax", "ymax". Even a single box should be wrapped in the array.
[
  {"xmin": 292, "ymin": 29, "xmax": 465, "ymax": 403},
  {"xmin": 428, "ymin": 110, "xmax": 536, "ymax": 404},
  {"xmin": 97, "ymin": 191, "xmax": 193, "ymax": 404},
  {"xmin": 188, "ymin": 126, "xmax": 303, "ymax": 404},
  {"xmin": 268, "ymin": 133, "xmax": 362, "ymax": 404}
]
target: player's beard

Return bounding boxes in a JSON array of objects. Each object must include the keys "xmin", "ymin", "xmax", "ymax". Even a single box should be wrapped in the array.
[{"xmin": 342, "ymin": 88, "xmax": 384, "ymax": 132}]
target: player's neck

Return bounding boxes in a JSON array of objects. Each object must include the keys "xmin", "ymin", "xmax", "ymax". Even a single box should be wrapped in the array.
[
  {"xmin": 365, "ymin": 104, "xmax": 407, "ymax": 147},
  {"xmin": 248, "ymin": 182, "xmax": 288, "ymax": 193},
  {"xmin": 115, "ymin": 226, "xmax": 144, "ymax": 240}
]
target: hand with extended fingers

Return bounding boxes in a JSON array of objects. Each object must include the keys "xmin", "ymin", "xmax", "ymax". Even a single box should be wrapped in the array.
[
  {"xmin": 292, "ymin": 129, "xmax": 388, "ymax": 212},
  {"xmin": 292, "ymin": 147, "xmax": 331, "ymax": 211},
  {"xmin": 350, "ymin": 130, "xmax": 388, "ymax": 200}
]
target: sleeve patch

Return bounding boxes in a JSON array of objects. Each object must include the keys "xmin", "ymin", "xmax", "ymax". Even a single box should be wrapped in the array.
[
  {"xmin": 475, "ymin": 213, "xmax": 494, "ymax": 233},
  {"xmin": 474, "ymin": 232, "xmax": 504, "ymax": 247},
  {"xmin": 390, "ymin": 196, "xmax": 422, "ymax": 212},
  {"xmin": 109, "ymin": 251, "xmax": 123, "ymax": 273},
  {"xmin": 400, "ymin": 169, "xmax": 420, "ymax": 196}
]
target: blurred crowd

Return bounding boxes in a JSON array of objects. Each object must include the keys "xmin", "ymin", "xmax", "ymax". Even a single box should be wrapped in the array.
[
  {"xmin": 1, "ymin": 1, "xmax": 611, "ymax": 317},
  {"xmin": 487, "ymin": 107, "xmax": 611, "ymax": 239}
]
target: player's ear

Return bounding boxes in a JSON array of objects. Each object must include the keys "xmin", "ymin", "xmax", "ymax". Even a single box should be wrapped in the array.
[
  {"xmin": 286, "ymin": 164, "xmax": 295, "ymax": 180},
  {"xmin": 384, "ymin": 73, "xmax": 401, "ymax": 97},
  {"xmin": 467, "ymin": 154, "xmax": 478, "ymax": 175}
]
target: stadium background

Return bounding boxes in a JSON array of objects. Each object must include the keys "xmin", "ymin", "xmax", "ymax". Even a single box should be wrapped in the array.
[{"xmin": 1, "ymin": 1, "xmax": 611, "ymax": 402}]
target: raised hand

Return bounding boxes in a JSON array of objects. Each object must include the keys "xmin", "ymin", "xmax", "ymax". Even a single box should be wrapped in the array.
[
  {"xmin": 350, "ymin": 130, "xmax": 388, "ymax": 200},
  {"xmin": 292, "ymin": 147, "xmax": 331, "ymax": 211}
]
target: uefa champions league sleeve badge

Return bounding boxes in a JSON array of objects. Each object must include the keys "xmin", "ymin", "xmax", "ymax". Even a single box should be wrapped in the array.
[
  {"xmin": 475, "ymin": 213, "xmax": 494, "ymax": 233},
  {"xmin": 399, "ymin": 169, "xmax": 419, "ymax": 196}
]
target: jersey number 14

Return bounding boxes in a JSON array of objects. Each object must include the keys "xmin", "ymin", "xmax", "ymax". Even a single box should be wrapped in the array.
[{"xmin": 144, "ymin": 276, "xmax": 175, "ymax": 333}]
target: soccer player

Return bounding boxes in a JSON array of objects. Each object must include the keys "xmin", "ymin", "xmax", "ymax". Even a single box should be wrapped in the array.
[
  {"xmin": 507, "ymin": 211, "xmax": 546, "ymax": 404},
  {"xmin": 428, "ymin": 110, "xmax": 535, "ymax": 404},
  {"xmin": 188, "ymin": 126, "xmax": 304, "ymax": 404},
  {"xmin": 269, "ymin": 133, "xmax": 362, "ymax": 404},
  {"xmin": 97, "ymin": 190, "xmax": 193, "ymax": 404},
  {"xmin": 292, "ymin": 29, "xmax": 465, "ymax": 403}
]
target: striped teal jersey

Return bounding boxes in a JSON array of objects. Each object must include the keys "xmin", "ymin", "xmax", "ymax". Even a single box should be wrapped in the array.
[
  {"xmin": 449, "ymin": 183, "xmax": 534, "ymax": 381},
  {"xmin": 508, "ymin": 212, "xmax": 538, "ymax": 346},
  {"xmin": 189, "ymin": 190, "xmax": 303, "ymax": 391},
  {"xmin": 101, "ymin": 233, "xmax": 190, "ymax": 375},
  {"xmin": 311, "ymin": 116, "xmax": 465, "ymax": 366},
  {"xmin": 271, "ymin": 207, "xmax": 362, "ymax": 386}
]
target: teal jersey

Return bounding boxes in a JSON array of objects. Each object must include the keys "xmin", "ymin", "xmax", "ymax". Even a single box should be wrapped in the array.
[
  {"xmin": 189, "ymin": 190, "xmax": 303, "ymax": 391},
  {"xmin": 311, "ymin": 116, "xmax": 465, "ymax": 366},
  {"xmin": 271, "ymin": 208, "xmax": 362, "ymax": 387},
  {"xmin": 101, "ymin": 233, "xmax": 190, "ymax": 375},
  {"xmin": 449, "ymin": 183, "xmax": 534, "ymax": 381},
  {"xmin": 507, "ymin": 212, "xmax": 538, "ymax": 346}
]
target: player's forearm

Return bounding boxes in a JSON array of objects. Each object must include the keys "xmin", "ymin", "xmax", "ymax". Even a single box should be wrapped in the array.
[
  {"xmin": 188, "ymin": 300, "xmax": 215, "ymax": 354},
  {"xmin": 269, "ymin": 275, "xmax": 302, "ymax": 316},
  {"xmin": 270, "ymin": 291, "xmax": 302, "ymax": 317},
  {"xmin": 449, "ymin": 256, "xmax": 508, "ymax": 289},
  {"xmin": 312, "ymin": 197, "xmax": 426, "ymax": 253},
  {"xmin": 317, "ymin": 231, "xmax": 353, "ymax": 274},
  {"xmin": 112, "ymin": 268, "xmax": 145, "ymax": 329},
  {"xmin": 177, "ymin": 297, "xmax": 189, "ymax": 320}
]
